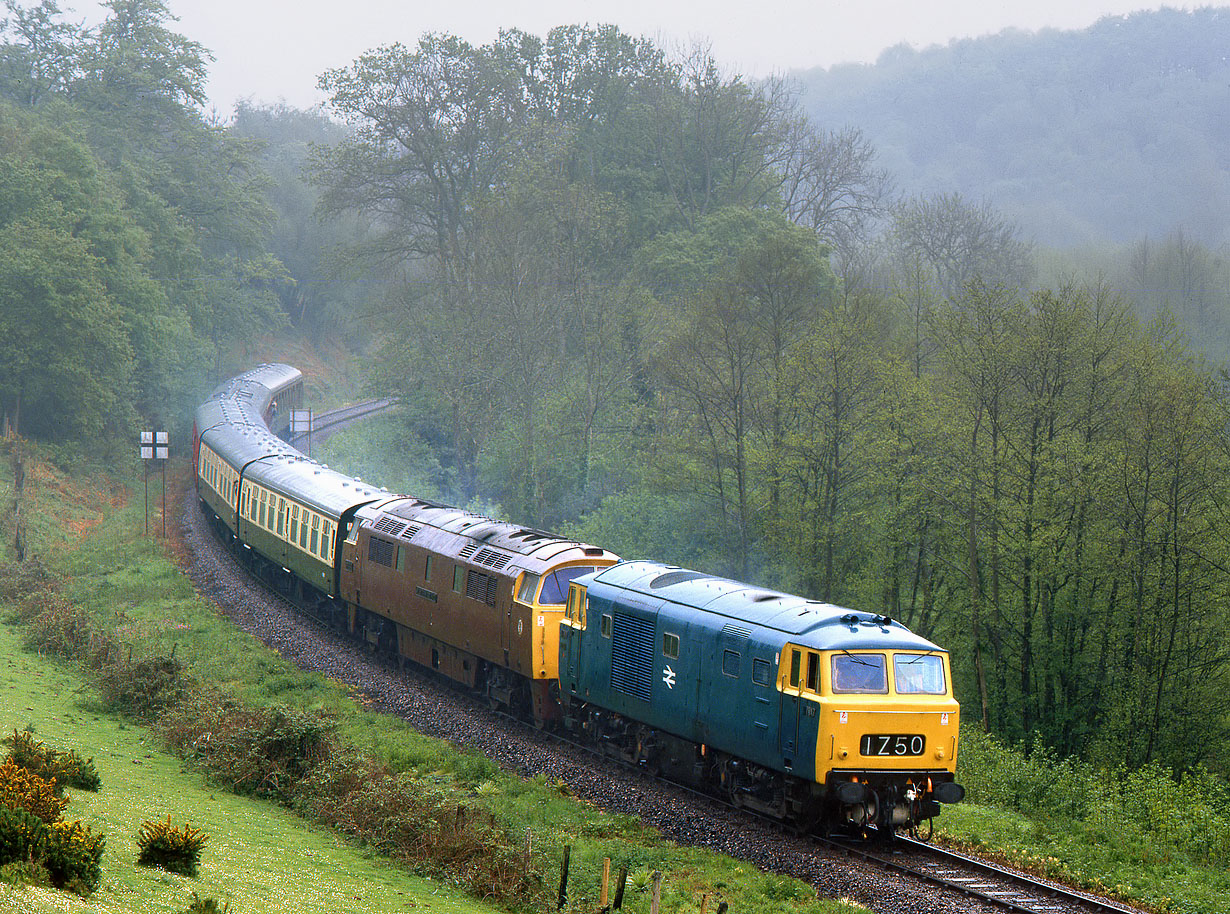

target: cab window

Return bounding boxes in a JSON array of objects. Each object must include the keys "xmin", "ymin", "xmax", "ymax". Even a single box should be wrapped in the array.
[
  {"xmin": 538, "ymin": 566, "xmax": 597, "ymax": 605},
  {"xmin": 894, "ymin": 653, "xmax": 947, "ymax": 694},
  {"xmin": 832, "ymin": 653, "xmax": 888, "ymax": 693}
]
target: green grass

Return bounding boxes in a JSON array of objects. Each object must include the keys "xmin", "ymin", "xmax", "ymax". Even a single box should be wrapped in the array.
[{"xmin": 0, "ymin": 623, "xmax": 492, "ymax": 914}]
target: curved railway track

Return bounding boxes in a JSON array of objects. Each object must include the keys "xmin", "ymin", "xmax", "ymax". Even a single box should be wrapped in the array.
[{"xmin": 185, "ymin": 401, "xmax": 1153, "ymax": 914}]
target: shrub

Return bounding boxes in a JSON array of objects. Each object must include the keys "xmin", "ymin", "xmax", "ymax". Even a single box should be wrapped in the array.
[
  {"xmin": 18, "ymin": 592, "xmax": 94, "ymax": 659},
  {"xmin": 137, "ymin": 814, "xmax": 208, "ymax": 877},
  {"xmin": 43, "ymin": 819, "xmax": 104, "ymax": 894},
  {"xmin": 161, "ymin": 699, "xmax": 335, "ymax": 803},
  {"xmin": 184, "ymin": 894, "xmax": 231, "ymax": 913},
  {"xmin": 0, "ymin": 558, "xmax": 51, "ymax": 603},
  {"xmin": 4, "ymin": 729, "xmax": 101, "ymax": 794},
  {"xmin": 0, "ymin": 806, "xmax": 102, "ymax": 895},
  {"xmin": 95, "ymin": 654, "xmax": 190, "ymax": 720},
  {"xmin": 0, "ymin": 760, "xmax": 69, "ymax": 823}
]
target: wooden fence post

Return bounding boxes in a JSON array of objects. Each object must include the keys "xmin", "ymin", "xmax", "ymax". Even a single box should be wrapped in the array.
[
  {"xmin": 650, "ymin": 871, "xmax": 662, "ymax": 914},
  {"xmin": 557, "ymin": 845, "xmax": 571, "ymax": 910},
  {"xmin": 613, "ymin": 867, "xmax": 628, "ymax": 910},
  {"xmin": 600, "ymin": 857, "xmax": 611, "ymax": 906}
]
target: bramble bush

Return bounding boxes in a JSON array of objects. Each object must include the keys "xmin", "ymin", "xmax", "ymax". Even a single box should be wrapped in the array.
[
  {"xmin": 94, "ymin": 653, "xmax": 191, "ymax": 720},
  {"xmin": 16, "ymin": 591, "xmax": 95, "ymax": 659},
  {"xmin": 4, "ymin": 729, "xmax": 101, "ymax": 794},
  {"xmin": 160, "ymin": 696, "xmax": 336, "ymax": 803},
  {"xmin": 137, "ymin": 814, "xmax": 208, "ymax": 877},
  {"xmin": 957, "ymin": 726, "xmax": 1230, "ymax": 867}
]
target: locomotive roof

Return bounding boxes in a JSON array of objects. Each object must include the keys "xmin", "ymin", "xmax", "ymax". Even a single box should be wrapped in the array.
[
  {"xmin": 586, "ymin": 561, "xmax": 944, "ymax": 653},
  {"xmin": 361, "ymin": 497, "xmax": 616, "ymax": 569}
]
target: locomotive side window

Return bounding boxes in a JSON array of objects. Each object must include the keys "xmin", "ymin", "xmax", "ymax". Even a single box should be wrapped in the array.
[
  {"xmin": 789, "ymin": 650, "xmax": 801, "ymax": 688},
  {"xmin": 893, "ymin": 653, "xmax": 947, "ymax": 694},
  {"xmin": 752, "ymin": 658, "xmax": 771, "ymax": 686},
  {"xmin": 395, "ymin": 545, "xmax": 405, "ymax": 572},
  {"xmin": 722, "ymin": 649, "xmax": 740, "ymax": 678},
  {"xmin": 806, "ymin": 652, "xmax": 819, "ymax": 692},
  {"xmin": 425, "ymin": 555, "xmax": 433, "ymax": 582},
  {"xmin": 832, "ymin": 653, "xmax": 888, "ymax": 693},
  {"xmin": 601, "ymin": 614, "xmax": 612, "ymax": 638},
  {"xmin": 517, "ymin": 573, "xmax": 541, "ymax": 603},
  {"xmin": 663, "ymin": 632, "xmax": 680, "ymax": 659},
  {"xmin": 453, "ymin": 565, "xmax": 464, "ymax": 593}
]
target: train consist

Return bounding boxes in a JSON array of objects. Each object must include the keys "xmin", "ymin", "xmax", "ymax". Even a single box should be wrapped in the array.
[{"xmin": 193, "ymin": 364, "xmax": 964, "ymax": 833}]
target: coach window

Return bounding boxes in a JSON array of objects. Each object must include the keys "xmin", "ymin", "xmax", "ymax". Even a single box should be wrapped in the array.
[
  {"xmin": 662, "ymin": 632, "xmax": 680, "ymax": 660},
  {"xmin": 277, "ymin": 499, "xmax": 286, "ymax": 536},
  {"xmin": 310, "ymin": 515, "xmax": 320, "ymax": 556},
  {"xmin": 722, "ymin": 649, "xmax": 741, "ymax": 678},
  {"xmin": 299, "ymin": 514, "xmax": 310, "ymax": 549},
  {"xmin": 290, "ymin": 505, "xmax": 299, "ymax": 544},
  {"xmin": 752, "ymin": 658, "xmax": 771, "ymax": 686},
  {"xmin": 601, "ymin": 614, "xmax": 612, "ymax": 638}
]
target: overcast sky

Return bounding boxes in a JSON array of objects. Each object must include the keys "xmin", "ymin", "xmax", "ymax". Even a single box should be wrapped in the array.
[{"xmin": 69, "ymin": 0, "xmax": 1190, "ymax": 115}]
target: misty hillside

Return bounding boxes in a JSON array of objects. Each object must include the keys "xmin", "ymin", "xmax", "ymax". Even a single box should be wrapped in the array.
[{"xmin": 793, "ymin": 7, "xmax": 1230, "ymax": 247}]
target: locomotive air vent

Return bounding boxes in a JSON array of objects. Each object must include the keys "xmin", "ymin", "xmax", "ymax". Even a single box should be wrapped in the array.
[
  {"xmin": 399, "ymin": 525, "xmax": 421, "ymax": 541},
  {"xmin": 459, "ymin": 543, "xmax": 480, "ymax": 559},
  {"xmin": 473, "ymin": 547, "xmax": 511, "ymax": 570},
  {"xmin": 583, "ymin": 547, "xmax": 605, "ymax": 556},
  {"xmin": 649, "ymin": 570, "xmax": 707, "ymax": 589},
  {"xmin": 374, "ymin": 516, "xmax": 409, "ymax": 537}
]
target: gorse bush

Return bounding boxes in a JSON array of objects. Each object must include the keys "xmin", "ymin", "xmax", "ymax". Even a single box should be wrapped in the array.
[
  {"xmin": 137, "ymin": 814, "xmax": 208, "ymax": 877},
  {"xmin": 0, "ymin": 805, "xmax": 104, "ymax": 895},
  {"xmin": 0, "ymin": 759, "xmax": 69, "ymax": 823},
  {"xmin": 4, "ymin": 729, "xmax": 101, "ymax": 794}
]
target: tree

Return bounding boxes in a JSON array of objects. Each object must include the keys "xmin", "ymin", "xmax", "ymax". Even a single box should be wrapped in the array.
[
  {"xmin": 892, "ymin": 192, "xmax": 1034, "ymax": 299},
  {"xmin": 0, "ymin": 0, "xmax": 84, "ymax": 106}
]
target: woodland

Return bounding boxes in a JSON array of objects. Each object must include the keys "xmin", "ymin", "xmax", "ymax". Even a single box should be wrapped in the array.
[{"xmin": 1, "ymin": 0, "xmax": 1229, "ymax": 781}]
